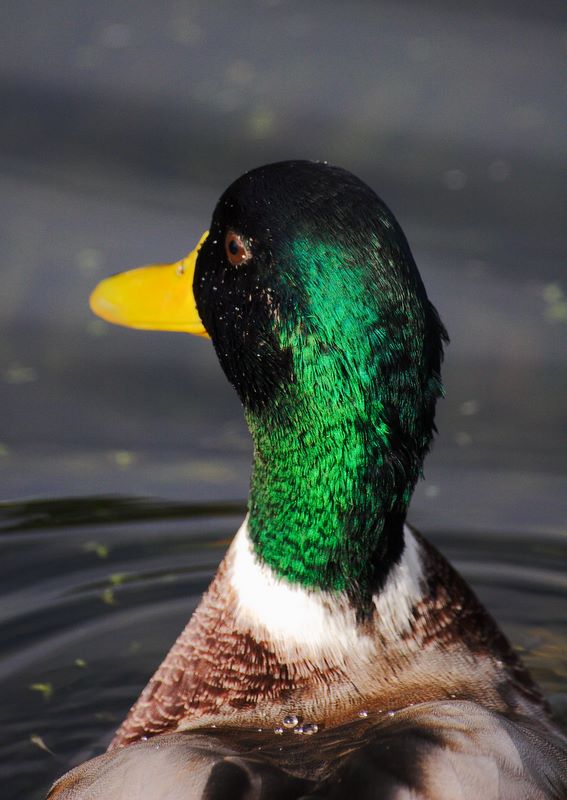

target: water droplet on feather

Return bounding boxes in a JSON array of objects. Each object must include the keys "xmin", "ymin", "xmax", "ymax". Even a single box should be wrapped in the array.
[{"xmin": 302, "ymin": 723, "xmax": 319, "ymax": 735}]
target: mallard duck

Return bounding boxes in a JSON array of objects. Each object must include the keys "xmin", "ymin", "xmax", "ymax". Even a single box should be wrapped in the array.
[{"xmin": 49, "ymin": 161, "xmax": 567, "ymax": 799}]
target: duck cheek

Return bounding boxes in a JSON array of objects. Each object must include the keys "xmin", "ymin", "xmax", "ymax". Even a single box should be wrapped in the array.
[
  {"xmin": 193, "ymin": 265, "xmax": 226, "ymax": 339},
  {"xmin": 211, "ymin": 312, "xmax": 292, "ymax": 414}
]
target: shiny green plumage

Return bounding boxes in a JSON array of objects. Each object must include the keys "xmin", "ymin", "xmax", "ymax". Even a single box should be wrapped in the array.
[{"xmin": 195, "ymin": 161, "xmax": 446, "ymax": 599}]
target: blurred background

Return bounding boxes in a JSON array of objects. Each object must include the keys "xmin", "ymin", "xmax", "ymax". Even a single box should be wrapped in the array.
[
  {"xmin": 1, "ymin": 0, "xmax": 566, "ymax": 523},
  {"xmin": 1, "ymin": 1, "xmax": 566, "ymax": 797}
]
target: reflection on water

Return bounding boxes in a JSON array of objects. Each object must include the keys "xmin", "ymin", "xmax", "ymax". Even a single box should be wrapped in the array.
[{"xmin": 0, "ymin": 497, "xmax": 565, "ymax": 800}]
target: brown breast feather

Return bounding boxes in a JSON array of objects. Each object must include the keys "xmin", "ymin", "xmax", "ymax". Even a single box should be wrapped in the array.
[{"xmin": 109, "ymin": 529, "xmax": 548, "ymax": 749}]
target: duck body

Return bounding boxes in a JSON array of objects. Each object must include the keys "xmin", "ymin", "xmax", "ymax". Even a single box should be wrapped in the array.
[{"xmin": 49, "ymin": 162, "xmax": 567, "ymax": 798}]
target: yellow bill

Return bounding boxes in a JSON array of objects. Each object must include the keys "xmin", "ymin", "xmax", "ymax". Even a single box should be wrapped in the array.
[{"xmin": 89, "ymin": 231, "xmax": 210, "ymax": 337}]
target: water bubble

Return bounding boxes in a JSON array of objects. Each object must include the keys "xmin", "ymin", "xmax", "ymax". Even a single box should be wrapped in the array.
[
  {"xmin": 293, "ymin": 725, "xmax": 304, "ymax": 734},
  {"xmin": 283, "ymin": 714, "xmax": 299, "ymax": 728},
  {"xmin": 387, "ymin": 711, "xmax": 396, "ymax": 717},
  {"xmin": 357, "ymin": 710, "xmax": 369, "ymax": 718},
  {"xmin": 302, "ymin": 723, "xmax": 319, "ymax": 735},
  {"xmin": 274, "ymin": 726, "xmax": 284, "ymax": 735}
]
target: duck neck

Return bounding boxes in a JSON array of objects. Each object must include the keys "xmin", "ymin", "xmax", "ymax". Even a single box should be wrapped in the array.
[
  {"xmin": 246, "ymin": 394, "xmax": 408, "ymax": 603},
  {"xmin": 240, "ymin": 238, "xmax": 442, "ymax": 604}
]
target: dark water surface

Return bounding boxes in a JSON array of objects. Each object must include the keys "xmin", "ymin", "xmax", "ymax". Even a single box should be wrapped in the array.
[{"xmin": 1, "ymin": 498, "xmax": 566, "ymax": 799}]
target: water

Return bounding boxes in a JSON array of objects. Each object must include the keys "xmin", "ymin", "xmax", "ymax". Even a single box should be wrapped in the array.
[
  {"xmin": 0, "ymin": 499, "xmax": 243, "ymax": 798},
  {"xmin": 0, "ymin": 497, "xmax": 566, "ymax": 799}
]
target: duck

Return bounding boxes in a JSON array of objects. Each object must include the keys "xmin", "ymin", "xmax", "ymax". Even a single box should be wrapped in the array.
[{"xmin": 48, "ymin": 161, "xmax": 567, "ymax": 799}]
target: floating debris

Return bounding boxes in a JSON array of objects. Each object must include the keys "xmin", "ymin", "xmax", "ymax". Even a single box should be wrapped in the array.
[
  {"xmin": 101, "ymin": 587, "xmax": 116, "ymax": 606},
  {"xmin": 83, "ymin": 541, "xmax": 109, "ymax": 559},
  {"xmin": 29, "ymin": 682, "xmax": 53, "ymax": 701},
  {"xmin": 30, "ymin": 734, "xmax": 55, "ymax": 756},
  {"xmin": 542, "ymin": 283, "xmax": 567, "ymax": 324},
  {"xmin": 248, "ymin": 108, "xmax": 275, "ymax": 139},
  {"xmin": 74, "ymin": 658, "xmax": 87, "ymax": 668},
  {"xmin": 4, "ymin": 365, "xmax": 37, "ymax": 385},
  {"xmin": 111, "ymin": 450, "xmax": 136, "ymax": 468},
  {"xmin": 95, "ymin": 711, "xmax": 117, "ymax": 722}
]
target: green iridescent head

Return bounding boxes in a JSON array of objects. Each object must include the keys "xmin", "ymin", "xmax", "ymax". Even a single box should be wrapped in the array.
[{"xmin": 192, "ymin": 161, "xmax": 448, "ymax": 604}]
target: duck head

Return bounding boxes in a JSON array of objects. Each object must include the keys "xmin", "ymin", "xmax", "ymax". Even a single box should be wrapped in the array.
[{"xmin": 90, "ymin": 160, "xmax": 447, "ymax": 610}]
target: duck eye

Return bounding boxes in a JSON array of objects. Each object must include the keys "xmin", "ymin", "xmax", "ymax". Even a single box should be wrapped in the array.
[{"xmin": 225, "ymin": 232, "xmax": 251, "ymax": 266}]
